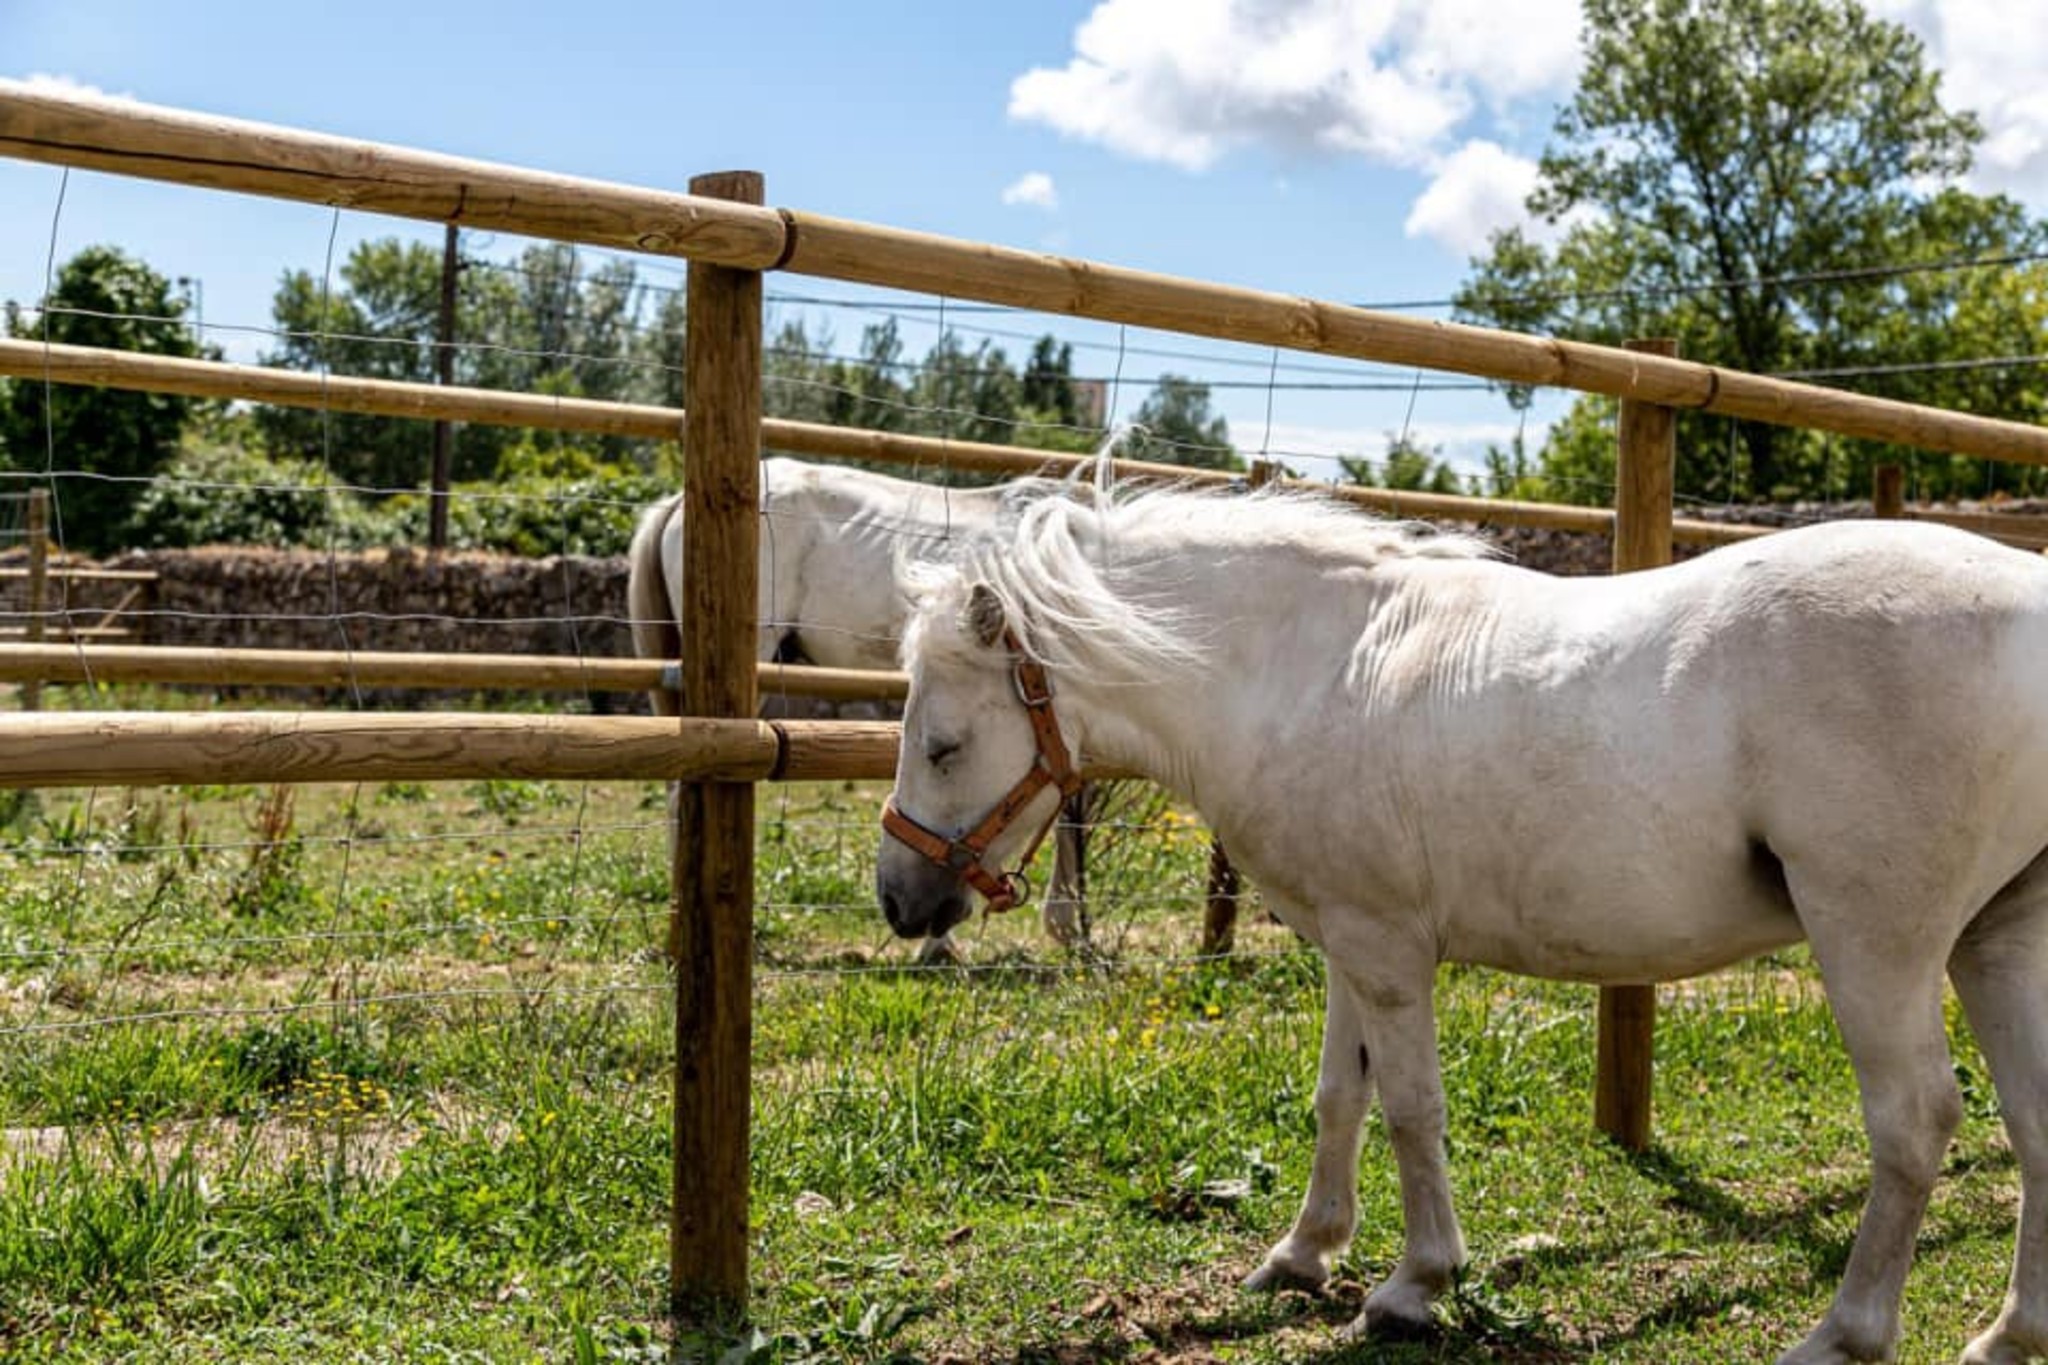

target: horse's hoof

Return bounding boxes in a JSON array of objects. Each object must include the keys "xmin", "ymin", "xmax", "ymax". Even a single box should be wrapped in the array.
[
  {"xmin": 1958, "ymin": 1317, "xmax": 2047, "ymax": 1365},
  {"xmin": 1774, "ymin": 1318, "xmax": 1891, "ymax": 1365},
  {"xmin": 1337, "ymin": 1303, "xmax": 1435, "ymax": 1344},
  {"xmin": 1347, "ymin": 1281, "xmax": 1436, "ymax": 1343},
  {"xmin": 1243, "ymin": 1258, "xmax": 1326, "ymax": 1293}
]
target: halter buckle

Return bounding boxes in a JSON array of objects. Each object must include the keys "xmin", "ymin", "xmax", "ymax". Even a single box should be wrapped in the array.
[{"xmin": 1012, "ymin": 658, "xmax": 1055, "ymax": 708}]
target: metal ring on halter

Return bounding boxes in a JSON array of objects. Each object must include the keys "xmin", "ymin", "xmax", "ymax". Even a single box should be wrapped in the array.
[
  {"xmin": 1012, "ymin": 664, "xmax": 1053, "ymax": 708},
  {"xmin": 994, "ymin": 869, "xmax": 1032, "ymax": 912}
]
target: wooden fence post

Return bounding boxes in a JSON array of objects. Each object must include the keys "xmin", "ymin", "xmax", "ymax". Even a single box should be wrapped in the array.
[
  {"xmin": 670, "ymin": 170, "xmax": 763, "ymax": 1323},
  {"xmin": 1595, "ymin": 337, "xmax": 1677, "ymax": 1153},
  {"xmin": 427, "ymin": 223, "xmax": 459, "ymax": 552},
  {"xmin": 1873, "ymin": 464, "xmax": 1905, "ymax": 520},
  {"xmin": 1196, "ymin": 458, "xmax": 1283, "ymax": 956},
  {"xmin": 22, "ymin": 488, "xmax": 47, "ymax": 712}
]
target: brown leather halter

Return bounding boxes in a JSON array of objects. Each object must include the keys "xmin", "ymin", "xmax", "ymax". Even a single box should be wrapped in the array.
[{"xmin": 881, "ymin": 626, "xmax": 1085, "ymax": 915}]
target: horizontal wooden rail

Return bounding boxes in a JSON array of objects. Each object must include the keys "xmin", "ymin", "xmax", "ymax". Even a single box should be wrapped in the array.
[
  {"xmin": 1908, "ymin": 507, "xmax": 2048, "ymax": 549},
  {"xmin": 0, "ymin": 338, "xmax": 1782, "ymax": 547},
  {"xmin": 0, "ymin": 642, "xmax": 908, "ymax": 701},
  {"xmin": 0, "ymin": 712, "xmax": 901, "ymax": 787},
  {"xmin": 0, "ymin": 566, "xmax": 158, "ymax": 582},
  {"xmin": 0, "ymin": 625, "xmax": 134, "ymax": 640},
  {"xmin": 6, "ymin": 82, "xmax": 2048, "ymax": 468}
]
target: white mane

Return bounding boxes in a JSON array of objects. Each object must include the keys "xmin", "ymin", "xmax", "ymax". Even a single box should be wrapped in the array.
[{"xmin": 904, "ymin": 481, "xmax": 1496, "ymax": 684}]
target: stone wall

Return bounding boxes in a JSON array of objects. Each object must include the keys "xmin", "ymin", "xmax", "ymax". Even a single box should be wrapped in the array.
[
  {"xmin": 0, "ymin": 546, "xmax": 637, "ymax": 710},
  {"xmin": 98, "ymin": 546, "xmax": 633, "ymax": 659}
]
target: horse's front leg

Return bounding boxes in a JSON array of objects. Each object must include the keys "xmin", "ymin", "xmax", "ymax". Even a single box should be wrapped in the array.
[
  {"xmin": 1325, "ymin": 928, "xmax": 1465, "ymax": 1338},
  {"xmin": 1246, "ymin": 970, "xmax": 1370, "ymax": 1290}
]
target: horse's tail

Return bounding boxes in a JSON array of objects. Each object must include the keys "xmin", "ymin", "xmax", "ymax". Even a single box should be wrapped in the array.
[{"xmin": 626, "ymin": 490, "xmax": 684, "ymax": 718}]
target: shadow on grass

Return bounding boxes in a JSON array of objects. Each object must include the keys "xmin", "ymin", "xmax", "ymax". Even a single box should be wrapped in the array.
[
  {"xmin": 827, "ymin": 1138, "xmax": 2026, "ymax": 1365},
  {"xmin": 1626, "ymin": 1141, "xmax": 2000, "ymax": 1284}
]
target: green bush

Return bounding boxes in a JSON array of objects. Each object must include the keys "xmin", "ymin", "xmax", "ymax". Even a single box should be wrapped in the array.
[
  {"xmin": 123, "ymin": 439, "xmax": 395, "ymax": 549},
  {"xmin": 378, "ymin": 474, "xmax": 664, "ymax": 558},
  {"xmin": 120, "ymin": 434, "xmax": 671, "ymax": 557}
]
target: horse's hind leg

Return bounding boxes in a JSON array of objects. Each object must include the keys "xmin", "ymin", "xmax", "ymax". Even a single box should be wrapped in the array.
[
  {"xmin": 1041, "ymin": 785, "xmax": 1091, "ymax": 947},
  {"xmin": 1200, "ymin": 837, "xmax": 1240, "ymax": 956},
  {"xmin": 1782, "ymin": 879, "xmax": 1966, "ymax": 1365},
  {"xmin": 1949, "ymin": 874, "xmax": 2048, "ymax": 1365}
]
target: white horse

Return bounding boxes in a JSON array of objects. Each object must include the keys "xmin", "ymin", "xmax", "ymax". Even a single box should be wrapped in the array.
[
  {"xmin": 627, "ymin": 456, "xmax": 1093, "ymax": 960},
  {"xmin": 876, "ymin": 482, "xmax": 2048, "ymax": 1365}
]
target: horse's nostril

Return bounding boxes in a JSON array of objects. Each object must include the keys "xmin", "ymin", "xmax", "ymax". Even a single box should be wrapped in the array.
[{"xmin": 882, "ymin": 888, "xmax": 907, "ymax": 933}]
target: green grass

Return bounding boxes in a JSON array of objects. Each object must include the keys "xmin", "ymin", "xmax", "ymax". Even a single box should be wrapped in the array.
[{"xmin": 0, "ymin": 740, "xmax": 2027, "ymax": 1363}]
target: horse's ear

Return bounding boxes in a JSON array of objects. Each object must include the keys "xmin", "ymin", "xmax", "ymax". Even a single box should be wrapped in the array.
[{"xmin": 967, "ymin": 582, "xmax": 1006, "ymax": 648}]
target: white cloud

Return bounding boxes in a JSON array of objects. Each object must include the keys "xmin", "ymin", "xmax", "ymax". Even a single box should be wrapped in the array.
[
  {"xmin": 1403, "ymin": 140, "xmax": 1543, "ymax": 257},
  {"xmin": 1001, "ymin": 171, "xmax": 1060, "ymax": 211},
  {"xmin": 1008, "ymin": 0, "xmax": 1580, "ymax": 173},
  {"xmin": 1404, "ymin": 138, "xmax": 1602, "ymax": 257},
  {"xmin": 17, "ymin": 72, "xmax": 136, "ymax": 103},
  {"xmin": 1863, "ymin": 0, "xmax": 2048, "ymax": 208}
]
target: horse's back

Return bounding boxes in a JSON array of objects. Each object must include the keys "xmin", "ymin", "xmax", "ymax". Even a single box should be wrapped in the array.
[
  {"xmin": 758, "ymin": 459, "xmax": 1015, "ymax": 670},
  {"xmin": 1363, "ymin": 520, "xmax": 2048, "ymax": 980}
]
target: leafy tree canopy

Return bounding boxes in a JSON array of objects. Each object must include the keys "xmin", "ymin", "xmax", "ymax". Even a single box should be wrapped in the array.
[
  {"xmin": 1117, "ymin": 376, "xmax": 1240, "ymax": 471},
  {"xmin": 1, "ymin": 246, "xmax": 204, "ymax": 551},
  {"xmin": 1455, "ymin": 0, "xmax": 2048, "ymax": 503},
  {"xmin": 260, "ymin": 242, "xmax": 678, "ymax": 492},
  {"xmin": 1341, "ymin": 436, "xmax": 1467, "ymax": 495}
]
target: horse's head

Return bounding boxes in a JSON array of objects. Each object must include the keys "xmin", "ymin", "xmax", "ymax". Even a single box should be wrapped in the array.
[{"xmin": 877, "ymin": 576, "xmax": 1081, "ymax": 940}]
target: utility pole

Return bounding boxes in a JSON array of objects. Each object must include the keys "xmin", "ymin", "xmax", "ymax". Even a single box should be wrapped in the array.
[{"xmin": 428, "ymin": 224, "xmax": 459, "ymax": 551}]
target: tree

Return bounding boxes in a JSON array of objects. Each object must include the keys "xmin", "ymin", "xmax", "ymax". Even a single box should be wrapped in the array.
[
  {"xmin": 1455, "ymin": 0, "xmax": 2048, "ymax": 501},
  {"xmin": 1022, "ymin": 336, "xmax": 1079, "ymax": 425},
  {"xmin": 1120, "ymin": 375, "xmax": 1239, "ymax": 470},
  {"xmin": 1341, "ymin": 436, "xmax": 1467, "ymax": 494},
  {"xmin": 261, "ymin": 238, "xmax": 471, "ymax": 492},
  {"xmin": 0, "ymin": 247, "xmax": 203, "ymax": 552},
  {"xmin": 260, "ymin": 240, "xmax": 664, "ymax": 493}
]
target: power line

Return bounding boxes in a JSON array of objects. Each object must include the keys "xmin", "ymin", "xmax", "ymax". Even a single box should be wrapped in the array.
[
  {"xmin": 478, "ymin": 238, "xmax": 2048, "ymax": 317},
  {"xmin": 461, "ymin": 255, "xmax": 1415, "ymax": 380},
  {"xmin": 1476, "ymin": 249, "xmax": 2048, "ymax": 315},
  {"xmin": 1775, "ymin": 352, "xmax": 2048, "ymax": 380},
  {"xmin": 10, "ymin": 302, "xmax": 1487, "ymax": 397}
]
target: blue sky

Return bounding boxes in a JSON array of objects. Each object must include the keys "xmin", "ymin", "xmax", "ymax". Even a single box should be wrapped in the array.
[{"xmin": 3, "ymin": 0, "xmax": 2039, "ymax": 478}]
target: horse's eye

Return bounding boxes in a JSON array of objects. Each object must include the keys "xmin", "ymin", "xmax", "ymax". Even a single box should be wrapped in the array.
[{"xmin": 925, "ymin": 738, "xmax": 961, "ymax": 768}]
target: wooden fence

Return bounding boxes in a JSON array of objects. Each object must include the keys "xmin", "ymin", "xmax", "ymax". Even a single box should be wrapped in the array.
[
  {"xmin": 6, "ymin": 78, "xmax": 2048, "ymax": 1318},
  {"xmin": 0, "ymin": 489, "xmax": 156, "ymax": 663}
]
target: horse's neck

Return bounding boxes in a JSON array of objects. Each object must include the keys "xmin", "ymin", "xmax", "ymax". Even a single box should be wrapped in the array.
[{"xmin": 1061, "ymin": 542, "xmax": 1375, "ymax": 810}]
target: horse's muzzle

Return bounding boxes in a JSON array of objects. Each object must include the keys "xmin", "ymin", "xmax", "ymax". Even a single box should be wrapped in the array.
[{"xmin": 877, "ymin": 859, "xmax": 969, "ymax": 939}]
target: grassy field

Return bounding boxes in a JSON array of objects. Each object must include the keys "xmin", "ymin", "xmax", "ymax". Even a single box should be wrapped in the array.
[{"xmin": 0, "ymin": 723, "xmax": 2025, "ymax": 1363}]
